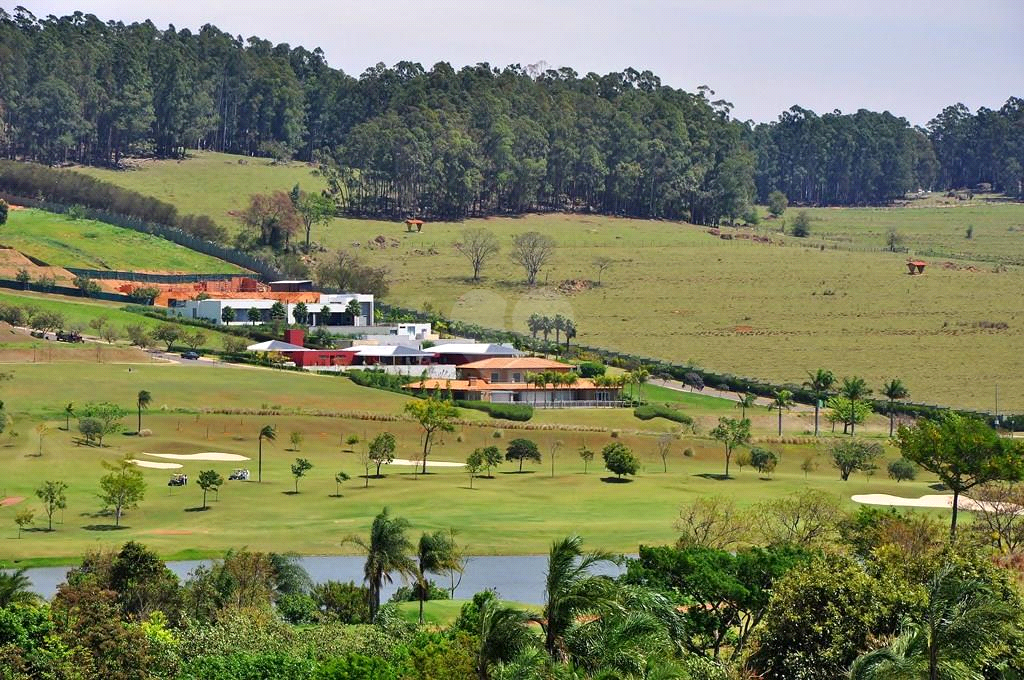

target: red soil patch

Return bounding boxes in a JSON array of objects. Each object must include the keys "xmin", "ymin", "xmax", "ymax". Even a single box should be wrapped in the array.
[
  {"xmin": 0, "ymin": 496, "xmax": 25, "ymax": 507},
  {"xmin": 149, "ymin": 529, "xmax": 193, "ymax": 536},
  {"xmin": 734, "ymin": 325, "xmax": 754, "ymax": 333}
]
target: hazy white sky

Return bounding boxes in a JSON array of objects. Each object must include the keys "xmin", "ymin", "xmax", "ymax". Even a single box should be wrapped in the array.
[{"xmin": 10, "ymin": 0, "xmax": 1024, "ymax": 125}]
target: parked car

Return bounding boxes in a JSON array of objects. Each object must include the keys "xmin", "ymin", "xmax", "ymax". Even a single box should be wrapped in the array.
[{"xmin": 181, "ymin": 351, "xmax": 200, "ymax": 360}]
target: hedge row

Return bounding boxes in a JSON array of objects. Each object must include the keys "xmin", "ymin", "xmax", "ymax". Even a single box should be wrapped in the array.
[
  {"xmin": 633, "ymin": 404, "xmax": 694, "ymax": 426},
  {"xmin": 454, "ymin": 400, "xmax": 534, "ymax": 422}
]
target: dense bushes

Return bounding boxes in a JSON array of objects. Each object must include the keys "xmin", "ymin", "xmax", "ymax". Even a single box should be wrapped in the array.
[
  {"xmin": 633, "ymin": 404, "xmax": 693, "ymax": 426},
  {"xmin": 346, "ymin": 370, "xmax": 414, "ymax": 394},
  {"xmin": 454, "ymin": 400, "xmax": 533, "ymax": 422}
]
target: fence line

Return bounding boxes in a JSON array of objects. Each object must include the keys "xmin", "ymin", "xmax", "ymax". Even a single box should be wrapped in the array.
[
  {"xmin": 64, "ymin": 268, "xmax": 239, "ymax": 284},
  {"xmin": 0, "ymin": 277, "xmax": 133, "ymax": 304}
]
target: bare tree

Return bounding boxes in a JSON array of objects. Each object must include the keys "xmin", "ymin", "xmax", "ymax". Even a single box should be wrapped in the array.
[
  {"xmin": 971, "ymin": 482, "xmax": 1024, "ymax": 554},
  {"xmin": 592, "ymin": 256, "xmax": 614, "ymax": 285},
  {"xmin": 674, "ymin": 496, "xmax": 751, "ymax": 550},
  {"xmin": 657, "ymin": 431, "xmax": 677, "ymax": 472},
  {"xmin": 455, "ymin": 228, "xmax": 500, "ymax": 281},
  {"xmin": 510, "ymin": 231, "xmax": 556, "ymax": 285}
]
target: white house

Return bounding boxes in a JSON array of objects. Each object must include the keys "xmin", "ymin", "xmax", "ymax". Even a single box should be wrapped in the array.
[{"xmin": 167, "ymin": 293, "xmax": 374, "ymax": 327}]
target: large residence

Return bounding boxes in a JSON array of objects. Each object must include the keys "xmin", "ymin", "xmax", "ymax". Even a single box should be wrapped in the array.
[{"xmin": 169, "ymin": 292, "xmax": 374, "ymax": 327}]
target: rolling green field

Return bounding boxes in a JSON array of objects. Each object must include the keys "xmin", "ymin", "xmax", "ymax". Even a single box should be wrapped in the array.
[
  {"xmin": 2, "ymin": 208, "xmax": 242, "ymax": 273},
  {"xmin": 66, "ymin": 154, "xmax": 1024, "ymax": 411},
  {"xmin": 0, "ymin": 359, "xmax": 927, "ymax": 567}
]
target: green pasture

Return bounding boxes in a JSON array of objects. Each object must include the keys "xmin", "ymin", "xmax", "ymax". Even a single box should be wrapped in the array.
[
  {"xmin": 393, "ymin": 600, "xmax": 534, "ymax": 626},
  {"xmin": 1, "ymin": 208, "xmax": 241, "ymax": 273},
  {"xmin": 0, "ymin": 360, "xmax": 935, "ymax": 566}
]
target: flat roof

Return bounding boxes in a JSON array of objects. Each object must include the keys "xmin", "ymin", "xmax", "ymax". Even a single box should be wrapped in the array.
[
  {"xmin": 406, "ymin": 378, "xmax": 609, "ymax": 392},
  {"xmin": 430, "ymin": 343, "xmax": 522, "ymax": 356},
  {"xmin": 268, "ymin": 280, "xmax": 314, "ymax": 285},
  {"xmin": 457, "ymin": 357, "xmax": 571, "ymax": 370},
  {"xmin": 353, "ymin": 345, "xmax": 433, "ymax": 357}
]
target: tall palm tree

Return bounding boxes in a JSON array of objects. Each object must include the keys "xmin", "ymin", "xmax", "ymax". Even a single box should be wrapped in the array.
[
  {"xmin": 803, "ymin": 369, "xmax": 835, "ymax": 436},
  {"xmin": 415, "ymin": 530, "xmax": 461, "ymax": 623},
  {"xmin": 347, "ymin": 507, "xmax": 416, "ymax": 621},
  {"xmin": 473, "ymin": 595, "xmax": 537, "ymax": 680},
  {"xmin": 882, "ymin": 378, "xmax": 910, "ymax": 438},
  {"xmin": 257, "ymin": 424, "xmax": 276, "ymax": 483},
  {"xmin": 0, "ymin": 567, "xmax": 39, "ymax": 607},
  {"xmin": 553, "ymin": 315, "xmax": 566, "ymax": 346},
  {"xmin": 536, "ymin": 535, "xmax": 621, "ymax": 660},
  {"xmin": 769, "ymin": 389, "xmax": 794, "ymax": 436},
  {"xmin": 631, "ymin": 367, "xmax": 651, "ymax": 404},
  {"xmin": 539, "ymin": 316, "xmax": 553, "ymax": 345},
  {"xmin": 849, "ymin": 566, "xmax": 1018, "ymax": 680},
  {"xmin": 64, "ymin": 402, "xmax": 74, "ymax": 431},
  {"xmin": 840, "ymin": 376, "xmax": 871, "ymax": 436},
  {"xmin": 735, "ymin": 393, "xmax": 757, "ymax": 420},
  {"xmin": 563, "ymin": 320, "xmax": 577, "ymax": 352},
  {"xmin": 527, "ymin": 314, "xmax": 543, "ymax": 341},
  {"xmin": 136, "ymin": 390, "xmax": 152, "ymax": 434}
]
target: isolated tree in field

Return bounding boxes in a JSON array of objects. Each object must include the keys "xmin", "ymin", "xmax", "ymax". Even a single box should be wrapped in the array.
[
  {"xmin": 898, "ymin": 413, "xmax": 1024, "ymax": 537},
  {"xmin": 827, "ymin": 395, "xmax": 871, "ymax": 435},
  {"xmin": 829, "ymin": 439, "xmax": 883, "ymax": 481},
  {"xmin": 479, "ymin": 445, "xmax": 503, "ymax": 477},
  {"xmin": 404, "ymin": 397, "xmax": 458, "ymax": 474},
  {"xmin": 602, "ymin": 442, "xmax": 639, "ymax": 479},
  {"xmin": 769, "ymin": 389, "xmax": 793, "ymax": 436},
  {"xmin": 99, "ymin": 458, "xmax": 146, "ymax": 527},
  {"xmin": 14, "ymin": 508, "xmax": 34, "ymax": 538},
  {"xmin": 153, "ymin": 324, "xmax": 180, "ymax": 352},
  {"xmin": 466, "ymin": 449, "xmax": 483, "ymax": 488},
  {"xmin": 35, "ymin": 480, "xmax": 67, "ymax": 531},
  {"xmin": 257, "ymin": 424, "xmax": 276, "ymax": 483},
  {"xmin": 506, "ymin": 438, "xmax": 541, "ymax": 472},
  {"xmin": 456, "ymin": 227, "xmax": 500, "ymax": 281},
  {"xmin": 657, "ymin": 432, "xmax": 677, "ymax": 472},
  {"xmin": 511, "ymin": 231, "xmax": 556, "ymax": 285},
  {"xmin": 840, "ymin": 376, "xmax": 871, "ymax": 435},
  {"xmin": 368, "ymin": 432, "xmax": 397, "ymax": 477},
  {"xmin": 197, "ymin": 470, "xmax": 223, "ymax": 509},
  {"xmin": 414, "ymin": 530, "xmax": 461, "ymax": 623},
  {"xmin": 767, "ymin": 191, "xmax": 788, "ymax": 217},
  {"xmin": 885, "ymin": 228, "xmax": 904, "ymax": 252},
  {"xmin": 334, "ymin": 471, "xmax": 350, "ymax": 497},
  {"xmin": 316, "ymin": 250, "xmax": 390, "ymax": 299},
  {"xmin": 34, "ymin": 422, "xmax": 47, "ymax": 456},
  {"xmin": 296, "ymin": 191, "xmax": 335, "ymax": 250},
  {"xmin": 78, "ymin": 417, "xmax": 103, "ymax": 445},
  {"xmin": 221, "ymin": 306, "xmax": 235, "ymax": 324},
  {"xmin": 247, "ymin": 307, "xmax": 261, "ymax": 326},
  {"xmin": 78, "ymin": 402, "xmax": 128, "ymax": 446},
  {"xmin": 735, "ymin": 393, "xmax": 757, "ymax": 420},
  {"xmin": 710, "ymin": 416, "xmax": 751, "ymax": 478},
  {"xmin": 791, "ymin": 210, "xmax": 811, "ymax": 237},
  {"xmin": 579, "ymin": 445, "xmax": 595, "ymax": 473},
  {"xmin": 887, "ymin": 458, "xmax": 917, "ymax": 483},
  {"xmin": 126, "ymin": 323, "xmax": 152, "ymax": 348},
  {"xmin": 64, "ymin": 402, "xmax": 74, "ymax": 431},
  {"xmin": 288, "ymin": 430, "xmax": 303, "ymax": 450},
  {"xmin": 347, "ymin": 507, "xmax": 416, "ymax": 620},
  {"xmin": 291, "ymin": 458, "xmax": 313, "ymax": 493},
  {"xmin": 750, "ymin": 447, "xmax": 779, "ymax": 477},
  {"xmin": 592, "ymin": 256, "xmax": 614, "ymax": 285},
  {"xmin": 549, "ymin": 439, "xmax": 564, "ymax": 477},
  {"xmin": 881, "ymin": 378, "xmax": 909, "ymax": 437},
  {"xmin": 136, "ymin": 390, "xmax": 151, "ymax": 434},
  {"xmin": 537, "ymin": 535, "xmax": 621, "ymax": 659},
  {"xmin": 683, "ymin": 372, "xmax": 704, "ymax": 392},
  {"xmin": 803, "ymin": 368, "xmax": 835, "ymax": 436},
  {"xmin": 183, "ymin": 331, "xmax": 207, "ymax": 351},
  {"xmin": 101, "ymin": 324, "xmax": 120, "ymax": 344},
  {"xmin": 241, "ymin": 191, "xmax": 302, "ymax": 250},
  {"xmin": 291, "ymin": 302, "xmax": 308, "ymax": 326}
]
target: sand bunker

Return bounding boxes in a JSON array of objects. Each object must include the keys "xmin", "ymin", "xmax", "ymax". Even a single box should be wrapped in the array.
[
  {"xmin": 852, "ymin": 493, "xmax": 1016, "ymax": 513},
  {"xmin": 143, "ymin": 452, "xmax": 250, "ymax": 462},
  {"xmin": 128, "ymin": 459, "xmax": 183, "ymax": 470},
  {"xmin": 0, "ymin": 496, "xmax": 25, "ymax": 507},
  {"xmin": 390, "ymin": 458, "xmax": 465, "ymax": 468}
]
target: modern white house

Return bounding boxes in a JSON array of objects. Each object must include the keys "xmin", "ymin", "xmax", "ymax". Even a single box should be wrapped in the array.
[{"xmin": 167, "ymin": 293, "xmax": 374, "ymax": 327}]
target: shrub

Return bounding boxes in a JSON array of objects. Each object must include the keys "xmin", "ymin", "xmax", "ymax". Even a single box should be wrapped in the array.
[
  {"xmin": 602, "ymin": 442, "xmax": 639, "ymax": 478},
  {"xmin": 276, "ymin": 593, "xmax": 320, "ymax": 624},
  {"xmin": 683, "ymin": 448, "xmax": 695, "ymax": 458},
  {"xmin": 347, "ymin": 370, "xmax": 413, "ymax": 394},
  {"xmin": 317, "ymin": 654, "xmax": 399, "ymax": 680},
  {"xmin": 887, "ymin": 458, "xmax": 917, "ymax": 483},
  {"xmin": 633, "ymin": 404, "xmax": 693, "ymax": 426},
  {"xmin": 389, "ymin": 580, "xmax": 450, "ymax": 603},
  {"xmin": 578, "ymin": 361, "xmax": 607, "ymax": 378},
  {"xmin": 454, "ymin": 400, "xmax": 533, "ymax": 422},
  {"xmin": 792, "ymin": 210, "xmax": 812, "ymax": 237}
]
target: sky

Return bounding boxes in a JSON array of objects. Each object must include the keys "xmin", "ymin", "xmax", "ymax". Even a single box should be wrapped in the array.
[{"xmin": 10, "ymin": 0, "xmax": 1024, "ymax": 125}]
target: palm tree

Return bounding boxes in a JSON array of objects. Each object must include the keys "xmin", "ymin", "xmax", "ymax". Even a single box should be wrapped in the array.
[
  {"xmin": 527, "ymin": 313, "xmax": 543, "ymax": 341},
  {"xmin": 849, "ymin": 565, "xmax": 1018, "ymax": 680},
  {"xmin": 136, "ymin": 390, "xmax": 152, "ymax": 434},
  {"xmin": 631, "ymin": 367, "xmax": 650, "ymax": 404},
  {"xmin": 882, "ymin": 378, "xmax": 910, "ymax": 438},
  {"xmin": 0, "ymin": 568, "xmax": 39, "ymax": 607},
  {"xmin": 415, "ymin": 530, "xmax": 461, "ymax": 623},
  {"xmin": 472, "ymin": 595, "xmax": 537, "ymax": 680},
  {"xmin": 257, "ymin": 424, "xmax": 276, "ymax": 482},
  {"xmin": 347, "ymin": 507, "xmax": 416, "ymax": 620},
  {"xmin": 735, "ymin": 393, "xmax": 757, "ymax": 420},
  {"xmin": 769, "ymin": 389, "xmax": 794, "ymax": 436},
  {"xmin": 539, "ymin": 316, "xmax": 553, "ymax": 345},
  {"xmin": 563, "ymin": 319, "xmax": 577, "ymax": 351},
  {"xmin": 553, "ymin": 314, "xmax": 566, "ymax": 346},
  {"xmin": 64, "ymin": 402, "xmax": 74, "ymax": 431},
  {"xmin": 803, "ymin": 369, "xmax": 835, "ymax": 436},
  {"xmin": 536, "ymin": 535, "xmax": 621, "ymax": 660},
  {"xmin": 840, "ymin": 376, "xmax": 871, "ymax": 436}
]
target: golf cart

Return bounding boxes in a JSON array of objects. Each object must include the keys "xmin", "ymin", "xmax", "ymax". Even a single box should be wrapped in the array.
[
  {"xmin": 228, "ymin": 468, "xmax": 250, "ymax": 481},
  {"xmin": 167, "ymin": 473, "xmax": 188, "ymax": 487}
]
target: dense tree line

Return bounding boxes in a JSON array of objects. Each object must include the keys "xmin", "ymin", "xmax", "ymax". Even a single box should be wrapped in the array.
[{"xmin": 1, "ymin": 8, "xmax": 1020, "ymax": 228}]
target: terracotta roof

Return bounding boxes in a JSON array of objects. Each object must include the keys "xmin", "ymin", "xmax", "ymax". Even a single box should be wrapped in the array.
[
  {"xmin": 405, "ymin": 378, "xmax": 613, "ymax": 392},
  {"xmin": 457, "ymin": 357, "xmax": 572, "ymax": 370}
]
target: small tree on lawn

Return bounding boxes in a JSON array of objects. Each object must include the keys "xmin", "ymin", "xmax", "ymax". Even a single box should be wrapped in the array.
[
  {"xmin": 136, "ymin": 390, "xmax": 151, "ymax": 434},
  {"xmin": 404, "ymin": 397, "xmax": 458, "ymax": 474},
  {"xmin": 153, "ymin": 324, "xmax": 181, "ymax": 352},
  {"xmin": 182, "ymin": 331, "xmax": 206, "ymax": 351},
  {"xmin": 791, "ymin": 210, "xmax": 811, "ymax": 237},
  {"xmin": 657, "ymin": 432, "xmax": 678, "ymax": 473},
  {"xmin": 505, "ymin": 438, "xmax": 541, "ymax": 472},
  {"xmin": 510, "ymin": 231, "xmax": 556, "ymax": 285},
  {"xmin": 99, "ymin": 458, "xmax": 146, "ymax": 527},
  {"xmin": 466, "ymin": 449, "xmax": 484, "ymax": 489},
  {"xmin": 455, "ymin": 227, "xmax": 500, "ymax": 281},
  {"xmin": 480, "ymin": 445, "xmax": 502, "ymax": 477},
  {"xmin": 334, "ymin": 471, "xmax": 351, "ymax": 497},
  {"xmin": 78, "ymin": 402, "xmax": 128, "ymax": 446},
  {"xmin": 35, "ymin": 480, "xmax": 67, "ymax": 531},
  {"xmin": 579, "ymin": 445, "xmax": 594, "ymax": 474},
  {"xmin": 64, "ymin": 402, "xmax": 74, "ymax": 431},
  {"xmin": 197, "ymin": 470, "xmax": 224, "ymax": 509},
  {"xmin": 710, "ymin": 417, "xmax": 751, "ymax": 478},
  {"xmin": 602, "ymin": 442, "xmax": 639, "ymax": 479},
  {"xmin": 257, "ymin": 424, "xmax": 276, "ymax": 483},
  {"xmin": 369, "ymin": 432, "xmax": 396, "ymax": 477},
  {"xmin": 769, "ymin": 389, "xmax": 793, "ymax": 436},
  {"xmin": 15, "ymin": 508, "xmax": 34, "ymax": 538},
  {"xmin": 887, "ymin": 458, "xmax": 916, "ymax": 483},
  {"xmin": 750, "ymin": 447, "xmax": 779, "ymax": 478},
  {"xmin": 291, "ymin": 458, "xmax": 313, "ymax": 493},
  {"xmin": 767, "ymin": 191, "xmax": 788, "ymax": 217},
  {"xmin": 289, "ymin": 431, "xmax": 303, "ymax": 451},
  {"xmin": 549, "ymin": 439, "xmax": 563, "ymax": 477},
  {"xmin": 830, "ymin": 439, "xmax": 883, "ymax": 481},
  {"xmin": 839, "ymin": 376, "xmax": 871, "ymax": 436}
]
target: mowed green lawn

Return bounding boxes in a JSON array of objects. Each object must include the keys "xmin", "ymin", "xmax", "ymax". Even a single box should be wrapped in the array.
[
  {"xmin": 1, "ymin": 208, "xmax": 241, "ymax": 273},
  {"xmin": 0, "ymin": 360, "xmax": 934, "ymax": 566}
]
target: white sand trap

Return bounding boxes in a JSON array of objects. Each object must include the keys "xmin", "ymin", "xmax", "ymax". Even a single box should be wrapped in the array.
[
  {"xmin": 128, "ymin": 459, "xmax": 183, "ymax": 470},
  {"xmin": 852, "ymin": 493, "xmax": 1016, "ymax": 513},
  {"xmin": 390, "ymin": 458, "xmax": 465, "ymax": 468},
  {"xmin": 143, "ymin": 452, "xmax": 250, "ymax": 462}
]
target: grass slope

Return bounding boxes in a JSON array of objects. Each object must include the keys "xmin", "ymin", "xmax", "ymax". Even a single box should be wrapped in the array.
[{"xmin": 2, "ymin": 208, "xmax": 242, "ymax": 272}]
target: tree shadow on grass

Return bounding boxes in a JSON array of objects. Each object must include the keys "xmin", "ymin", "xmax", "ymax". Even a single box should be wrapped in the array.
[
  {"xmin": 929, "ymin": 482, "xmax": 948, "ymax": 491},
  {"xmin": 500, "ymin": 470, "xmax": 536, "ymax": 475},
  {"xmin": 184, "ymin": 506, "xmax": 211, "ymax": 512},
  {"xmin": 82, "ymin": 524, "xmax": 126, "ymax": 531},
  {"xmin": 693, "ymin": 473, "xmax": 732, "ymax": 481},
  {"xmin": 600, "ymin": 477, "xmax": 634, "ymax": 484},
  {"xmin": 281, "ymin": 491, "xmax": 299, "ymax": 496}
]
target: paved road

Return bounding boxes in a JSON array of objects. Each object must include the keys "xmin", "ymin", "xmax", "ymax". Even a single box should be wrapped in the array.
[{"xmin": 649, "ymin": 378, "xmax": 816, "ymax": 412}]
